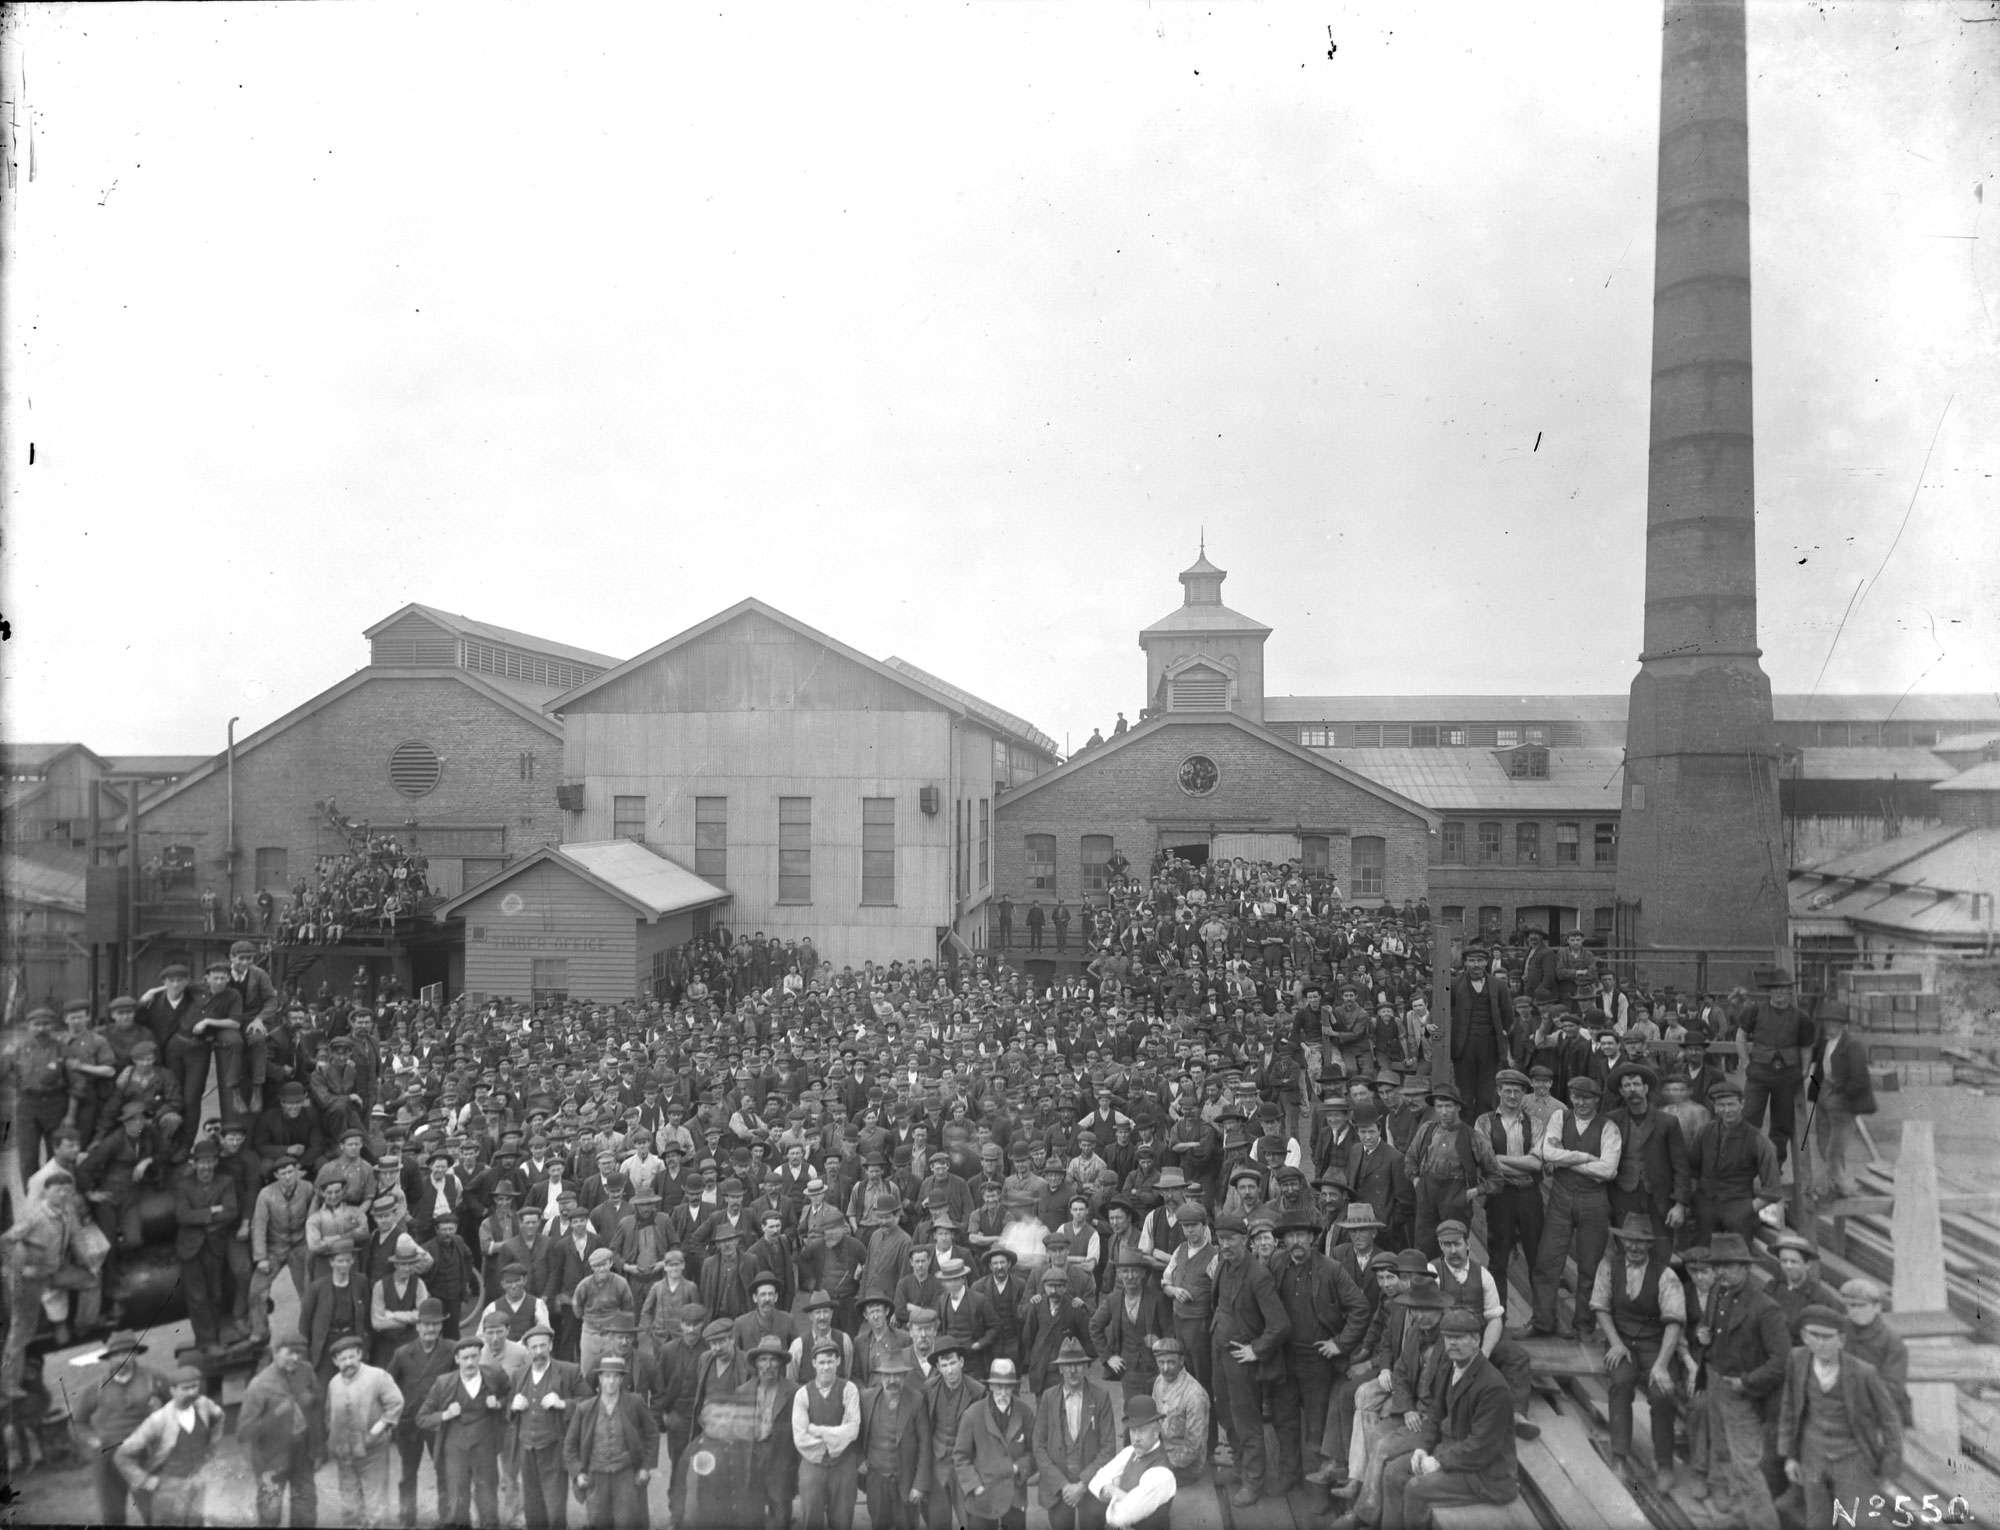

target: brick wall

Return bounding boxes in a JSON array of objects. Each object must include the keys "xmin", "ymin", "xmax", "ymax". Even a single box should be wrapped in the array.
[
  {"xmin": 137, "ymin": 672, "xmax": 564, "ymax": 903},
  {"xmin": 993, "ymin": 719, "xmax": 1431, "ymax": 905}
]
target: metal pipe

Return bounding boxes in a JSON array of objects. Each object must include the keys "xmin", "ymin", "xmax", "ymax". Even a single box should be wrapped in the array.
[{"xmin": 227, "ymin": 715, "xmax": 240, "ymax": 908}]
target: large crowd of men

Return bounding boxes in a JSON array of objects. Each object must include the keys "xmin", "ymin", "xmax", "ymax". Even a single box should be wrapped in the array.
[{"xmin": 2, "ymin": 850, "xmax": 1902, "ymax": 1530}]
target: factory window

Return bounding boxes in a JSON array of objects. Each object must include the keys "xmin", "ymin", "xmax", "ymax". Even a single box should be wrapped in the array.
[
  {"xmin": 1515, "ymin": 823, "xmax": 1540, "ymax": 864},
  {"xmin": 613, "ymin": 796, "xmax": 647, "ymax": 842},
  {"xmin": 530, "ymin": 959, "xmax": 568, "ymax": 1003},
  {"xmin": 651, "ymin": 948, "xmax": 671, "ymax": 1001},
  {"xmin": 993, "ymin": 738, "xmax": 1011, "ymax": 788},
  {"xmin": 862, "ymin": 797, "xmax": 896, "ymax": 905},
  {"xmin": 518, "ymin": 751, "xmax": 536, "ymax": 781},
  {"xmin": 1595, "ymin": 821, "xmax": 1619, "ymax": 866},
  {"xmin": 255, "ymin": 847, "xmax": 289, "ymax": 892},
  {"xmin": 695, "ymin": 797, "xmax": 727, "ymax": 882},
  {"xmin": 1299, "ymin": 727, "xmax": 1329, "ymax": 747},
  {"xmin": 1443, "ymin": 728, "xmax": 1467, "ymax": 747},
  {"xmin": 1477, "ymin": 822, "xmax": 1502, "ymax": 864},
  {"xmin": 1441, "ymin": 822, "xmax": 1466, "ymax": 863},
  {"xmin": 1411, "ymin": 725, "xmax": 1441, "ymax": 748},
  {"xmin": 1556, "ymin": 823, "xmax": 1580, "ymax": 864},
  {"xmin": 1081, "ymin": 835, "xmax": 1115, "ymax": 896},
  {"xmin": 389, "ymin": 740, "xmax": 442, "ymax": 798},
  {"xmin": 1441, "ymin": 905, "xmax": 1465, "ymax": 929},
  {"xmin": 1594, "ymin": 906, "xmax": 1616, "ymax": 936},
  {"xmin": 1478, "ymin": 906, "xmax": 1503, "ymax": 938},
  {"xmin": 1301, "ymin": 835, "xmax": 1330, "ymax": 870},
  {"xmin": 1351, "ymin": 836, "xmax": 1385, "ymax": 898},
  {"xmin": 1525, "ymin": 727, "xmax": 1547, "ymax": 745},
  {"xmin": 1496, "ymin": 728, "xmax": 1520, "ymax": 748},
  {"xmin": 1381, "ymin": 725, "xmax": 1412, "ymax": 747},
  {"xmin": 1352, "ymin": 725, "xmax": 1382, "ymax": 747},
  {"xmin": 978, "ymin": 799, "xmax": 990, "ymax": 889},
  {"xmin": 1508, "ymin": 749, "xmax": 1549, "ymax": 779},
  {"xmin": 778, "ymin": 797, "xmax": 813, "ymax": 903},
  {"xmin": 1025, "ymin": 834, "xmax": 1056, "ymax": 892}
]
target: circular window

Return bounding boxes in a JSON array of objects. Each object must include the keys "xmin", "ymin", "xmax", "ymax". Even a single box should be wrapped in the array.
[
  {"xmin": 1177, "ymin": 755, "xmax": 1220, "ymax": 797},
  {"xmin": 388, "ymin": 740, "xmax": 442, "ymax": 797}
]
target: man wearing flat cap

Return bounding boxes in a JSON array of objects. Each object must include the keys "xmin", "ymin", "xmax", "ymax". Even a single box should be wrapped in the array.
[
  {"xmin": 1445, "ymin": 944, "xmax": 1515, "ymax": 1116},
  {"xmin": 113, "ymin": 1362, "xmax": 228, "ymax": 1527},
  {"xmin": 1211, "ymin": 1210, "xmax": 1292, "ymax": 1507},
  {"xmin": 512, "ymin": 1322, "xmax": 587, "ymax": 1530},
  {"xmin": 563, "ymin": 1350, "xmax": 658, "ymax": 1530},
  {"xmin": 1691, "ymin": 1233, "xmax": 1787, "ymax": 1523},
  {"xmin": 1527, "ymin": 1075, "xmax": 1621, "ymax": 1339},
  {"xmin": 1778, "ymin": 1304, "xmax": 1902, "ymax": 1528},
  {"xmin": 239, "ymin": 1332, "xmax": 318, "ymax": 1527},
  {"xmin": 1729, "ymin": 968, "xmax": 1816, "ymax": 1179},
  {"xmin": 1686, "ymin": 1079, "xmax": 1783, "ymax": 1246},
  {"xmin": 1377, "ymin": 1307, "xmax": 1522, "ymax": 1530}
]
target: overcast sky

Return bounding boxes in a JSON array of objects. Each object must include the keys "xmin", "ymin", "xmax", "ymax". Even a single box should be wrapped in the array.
[{"xmin": 4, "ymin": 1, "xmax": 1995, "ymax": 757}]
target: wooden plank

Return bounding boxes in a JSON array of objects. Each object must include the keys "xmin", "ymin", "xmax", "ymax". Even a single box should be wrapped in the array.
[
  {"xmin": 1515, "ymin": 1336, "xmax": 1605, "ymax": 1379},
  {"xmin": 1907, "ymin": 1340, "xmax": 2000, "ymax": 1386},
  {"xmin": 1514, "ymin": 1396, "xmax": 1649, "ymax": 1530},
  {"xmin": 1894, "ymin": 1120, "xmax": 1963, "ymax": 1454},
  {"xmin": 1826, "ymin": 1194, "xmax": 2000, "ymax": 1219},
  {"xmin": 1886, "ymin": 1311, "xmax": 1977, "ymax": 1341}
]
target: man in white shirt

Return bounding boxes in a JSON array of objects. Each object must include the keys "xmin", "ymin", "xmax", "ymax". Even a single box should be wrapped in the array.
[
  {"xmin": 1528, "ymin": 1075, "xmax": 1622, "ymax": 1339},
  {"xmin": 1088, "ymin": 1395, "xmax": 1178, "ymax": 1530},
  {"xmin": 792, "ymin": 1339, "xmax": 862, "ymax": 1530}
]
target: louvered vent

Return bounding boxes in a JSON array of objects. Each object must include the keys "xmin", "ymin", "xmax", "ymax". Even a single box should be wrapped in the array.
[
  {"xmin": 1171, "ymin": 671, "xmax": 1228, "ymax": 710},
  {"xmin": 389, "ymin": 741, "xmax": 442, "ymax": 797},
  {"xmin": 371, "ymin": 617, "xmax": 458, "ymax": 666}
]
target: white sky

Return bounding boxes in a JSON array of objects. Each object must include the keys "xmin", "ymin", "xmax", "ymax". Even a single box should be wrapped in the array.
[{"xmin": 3, "ymin": 1, "xmax": 1995, "ymax": 756}]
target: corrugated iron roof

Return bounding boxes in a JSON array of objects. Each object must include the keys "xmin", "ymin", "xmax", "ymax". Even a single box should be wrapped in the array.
[
  {"xmin": 1794, "ymin": 824, "xmax": 1966, "ymax": 880},
  {"xmin": 2, "ymin": 853, "xmax": 86, "ymax": 912},
  {"xmin": 880, "ymin": 658, "xmax": 1058, "ymax": 757},
  {"xmin": 364, "ymin": 603, "xmax": 621, "ymax": 670},
  {"xmin": 1934, "ymin": 762, "xmax": 2000, "ymax": 793},
  {"xmin": 1790, "ymin": 747, "xmax": 1956, "ymax": 782},
  {"xmin": 556, "ymin": 840, "xmax": 734, "ymax": 917},
  {"xmin": 1315, "ymin": 746, "xmax": 1625, "ymax": 811},
  {"xmin": 1772, "ymin": 693, "xmax": 2000, "ymax": 723},
  {"xmin": 100, "ymin": 755, "xmax": 210, "ymax": 777},
  {"xmin": 1267, "ymin": 696, "xmax": 1630, "ymax": 723}
]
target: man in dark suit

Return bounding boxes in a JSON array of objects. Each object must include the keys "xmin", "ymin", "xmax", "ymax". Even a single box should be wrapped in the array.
[
  {"xmin": 388, "ymin": 1299, "xmax": 458, "ymax": 1527},
  {"xmin": 561, "ymin": 1353, "xmax": 658, "ymax": 1529},
  {"xmin": 858, "ymin": 1347, "xmax": 931, "ymax": 1530},
  {"xmin": 953, "ymin": 1357, "xmax": 1035, "ymax": 1530},
  {"xmin": 1031, "ymin": 1338, "xmax": 1117, "ymax": 1530},
  {"xmin": 511, "ymin": 1322, "xmax": 586, "ymax": 1530},
  {"xmin": 1446, "ymin": 945, "xmax": 1514, "ymax": 1117},
  {"xmin": 1606, "ymin": 1063, "xmax": 1692, "ymax": 1255},
  {"xmin": 175, "ymin": 1138, "xmax": 239, "ymax": 1352},
  {"xmin": 1377, "ymin": 1309, "xmax": 1521, "ymax": 1530},
  {"xmin": 1808, "ymin": 1002, "xmax": 1876, "ymax": 1200},
  {"xmin": 417, "ymin": 1334, "xmax": 515, "ymax": 1527}
]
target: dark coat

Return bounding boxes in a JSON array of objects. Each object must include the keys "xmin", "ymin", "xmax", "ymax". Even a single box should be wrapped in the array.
[
  {"xmin": 172, "ymin": 1170, "xmax": 238, "ymax": 1258},
  {"xmin": 1777, "ymin": 1349, "xmax": 1901, "ymax": 1479},
  {"xmin": 562, "ymin": 1388, "xmax": 661, "ymax": 1476},
  {"xmin": 953, "ymin": 1394, "xmax": 1037, "ymax": 1521},
  {"xmin": 1030, "ymin": 1381, "xmax": 1117, "ymax": 1507},
  {"xmin": 1020, "ymin": 1293, "xmax": 1097, "ymax": 1395},
  {"xmin": 1086, "ymin": 1286, "xmax": 1171, "ymax": 1391},
  {"xmin": 300, "ymin": 1273, "xmax": 372, "ymax": 1368},
  {"xmin": 511, "ymin": 1358, "xmax": 588, "ymax": 1458},
  {"xmin": 1813, "ymin": 1034, "xmax": 1878, "ymax": 1117},
  {"xmin": 1701, "ymin": 1281, "xmax": 1791, "ymax": 1400},
  {"xmin": 858, "ymin": 1378, "xmax": 931, "ymax": 1491},
  {"xmin": 1608, "ymin": 1105, "xmax": 1692, "ymax": 1222},
  {"xmin": 1449, "ymin": 973, "xmax": 1517, "ymax": 1065},
  {"xmin": 417, "ymin": 1365, "xmax": 516, "ymax": 1458},
  {"xmin": 1425, "ymin": 1348, "xmax": 1519, "ymax": 1494}
]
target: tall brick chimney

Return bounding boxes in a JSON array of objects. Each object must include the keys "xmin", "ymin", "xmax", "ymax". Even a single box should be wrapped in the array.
[{"xmin": 1615, "ymin": 0, "xmax": 1787, "ymax": 973}]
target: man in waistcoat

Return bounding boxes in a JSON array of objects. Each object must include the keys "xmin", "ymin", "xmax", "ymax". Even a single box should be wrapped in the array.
[
  {"xmin": 513, "ymin": 1322, "xmax": 586, "ymax": 1530},
  {"xmin": 924, "ymin": 1337, "xmax": 987, "ymax": 1530},
  {"xmin": 1471, "ymin": 1070, "xmax": 1543, "ymax": 1303},
  {"xmin": 793, "ymin": 1338, "xmax": 863, "ymax": 1530},
  {"xmin": 1692, "ymin": 1233, "xmax": 1787, "ymax": 1524},
  {"xmin": 1687, "ymin": 1080, "xmax": 1782, "ymax": 1246},
  {"xmin": 1087, "ymin": 1395, "xmax": 1178, "ymax": 1530},
  {"xmin": 1210, "ymin": 1211, "xmax": 1291, "ymax": 1507},
  {"xmin": 388, "ymin": 1299, "xmax": 457, "ymax": 1528},
  {"xmin": 1777, "ymin": 1304, "xmax": 1903, "ymax": 1530},
  {"xmin": 1445, "ymin": 945, "xmax": 1514, "ymax": 1117},
  {"xmin": 1592, "ymin": 1213, "xmax": 1686, "ymax": 1492},
  {"xmin": 1431, "ymin": 1220, "xmax": 1535, "ymax": 1424},
  {"xmin": 563, "ymin": 1352, "xmax": 657, "ymax": 1530},
  {"xmin": 1402, "ymin": 1083, "xmax": 1501, "ymax": 1259},
  {"xmin": 1033, "ymin": 1336, "xmax": 1118, "ymax": 1530},
  {"xmin": 1730, "ymin": 971, "xmax": 1815, "ymax": 1177},
  {"xmin": 417, "ymin": 1334, "xmax": 515, "ymax": 1528},
  {"xmin": 1527, "ymin": 1076, "xmax": 1621, "ymax": 1338},
  {"xmin": 859, "ymin": 1346, "xmax": 931, "ymax": 1530}
]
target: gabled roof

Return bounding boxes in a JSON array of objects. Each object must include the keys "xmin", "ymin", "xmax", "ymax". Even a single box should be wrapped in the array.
[
  {"xmin": 880, "ymin": 657, "xmax": 1058, "ymax": 758},
  {"xmin": 364, "ymin": 603, "xmax": 620, "ymax": 670},
  {"xmin": 1789, "ymin": 824, "xmax": 2000, "ymax": 940},
  {"xmin": 543, "ymin": 599, "xmax": 1057, "ymax": 755},
  {"xmin": 1139, "ymin": 602, "xmax": 1272, "ymax": 639},
  {"xmin": 432, "ymin": 840, "xmax": 731, "ymax": 922},
  {"xmin": 995, "ymin": 711, "xmax": 1440, "ymax": 827},
  {"xmin": 101, "ymin": 755, "xmax": 210, "ymax": 778},
  {"xmin": 1, "ymin": 742, "xmax": 107, "ymax": 775},
  {"xmin": 137, "ymin": 667, "xmax": 564, "ymax": 816}
]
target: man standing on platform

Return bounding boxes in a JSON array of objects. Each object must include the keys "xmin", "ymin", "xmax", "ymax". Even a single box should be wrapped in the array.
[
  {"xmin": 1778, "ymin": 1304, "xmax": 1903, "ymax": 1530},
  {"xmin": 1731, "ymin": 972, "xmax": 1815, "ymax": 1179},
  {"xmin": 793, "ymin": 1338, "xmax": 863, "ymax": 1530},
  {"xmin": 1445, "ymin": 945, "xmax": 1514, "ymax": 1117},
  {"xmin": 176, "ymin": 1137, "xmax": 239, "ymax": 1356},
  {"xmin": 1606, "ymin": 1062, "xmax": 1690, "ymax": 1254},
  {"xmin": 1687, "ymin": 1080, "xmax": 1783, "ymax": 1246},
  {"xmin": 1692, "ymin": 1233, "xmax": 1787, "ymax": 1525},
  {"xmin": 1270, "ymin": 1209, "xmax": 1369, "ymax": 1495},
  {"xmin": 1528, "ymin": 1076, "xmax": 1620, "ymax": 1339}
]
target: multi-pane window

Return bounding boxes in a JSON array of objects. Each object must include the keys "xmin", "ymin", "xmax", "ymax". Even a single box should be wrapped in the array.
[
  {"xmin": 1515, "ymin": 823, "xmax": 1540, "ymax": 864},
  {"xmin": 1351, "ymin": 836, "xmax": 1386, "ymax": 898},
  {"xmin": 695, "ymin": 797, "xmax": 727, "ymax": 881},
  {"xmin": 862, "ymin": 797, "xmax": 896, "ymax": 905},
  {"xmin": 1595, "ymin": 821, "xmax": 1618, "ymax": 866},
  {"xmin": 1441, "ymin": 905, "xmax": 1466, "ymax": 929},
  {"xmin": 1411, "ymin": 726, "xmax": 1441, "ymax": 748},
  {"xmin": 956, "ymin": 802, "xmax": 970, "ymax": 899},
  {"xmin": 613, "ymin": 796, "xmax": 646, "ymax": 842},
  {"xmin": 1556, "ymin": 823, "xmax": 1580, "ymax": 864},
  {"xmin": 1299, "ymin": 727, "xmax": 1329, "ymax": 747},
  {"xmin": 978, "ymin": 799, "xmax": 990, "ymax": 889},
  {"xmin": 1301, "ymin": 834, "xmax": 1330, "ymax": 870},
  {"xmin": 1443, "ymin": 728, "xmax": 1467, "ymax": 747},
  {"xmin": 1525, "ymin": 727, "xmax": 1547, "ymax": 745},
  {"xmin": 1081, "ymin": 835, "xmax": 1115, "ymax": 896},
  {"xmin": 1441, "ymin": 822, "xmax": 1466, "ymax": 863},
  {"xmin": 1508, "ymin": 749, "xmax": 1549, "ymax": 779},
  {"xmin": 1025, "ymin": 834, "xmax": 1056, "ymax": 892},
  {"xmin": 1478, "ymin": 906, "xmax": 1503, "ymax": 937},
  {"xmin": 531, "ymin": 958, "xmax": 568, "ymax": 1002},
  {"xmin": 1594, "ymin": 906, "xmax": 1616, "ymax": 936},
  {"xmin": 1477, "ymin": 822, "xmax": 1502, "ymax": 864},
  {"xmin": 1496, "ymin": 728, "xmax": 1520, "ymax": 748},
  {"xmin": 778, "ymin": 797, "xmax": 812, "ymax": 902}
]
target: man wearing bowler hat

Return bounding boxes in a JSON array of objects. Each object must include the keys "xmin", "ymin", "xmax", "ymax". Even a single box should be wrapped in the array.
[
  {"xmin": 388, "ymin": 1297, "xmax": 457, "ymax": 1527},
  {"xmin": 924, "ymin": 1335, "xmax": 987, "ymax": 1530},
  {"xmin": 1210, "ymin": 1210, "xmax": 1291, "ymax": 1507}
]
